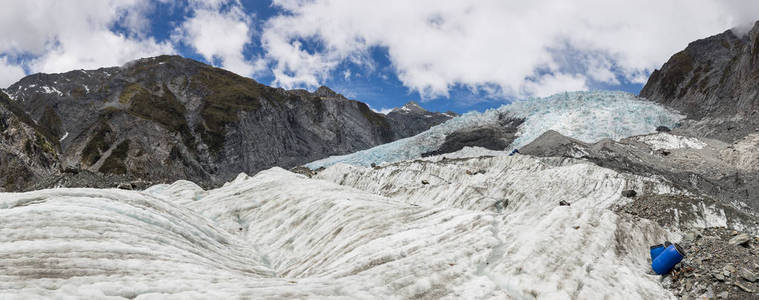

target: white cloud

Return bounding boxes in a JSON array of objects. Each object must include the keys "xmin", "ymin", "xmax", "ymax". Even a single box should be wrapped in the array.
[
  {"xmin": 260, "ymin": 0, "xmax": 757, "ymax": 99},
  {"xmin": 0, "ymin": 57, "xmax": 25, "ymax": 88},
  {"xmin": 0, "ymin": 0, "xmax": 174, "ymax": 83},
  {"xmin": 522, "ymin": 73, "xmax": 588, "ymax": 98},
  {"xmin": 369, "ymin": 105, "xmax": 393, "ymax": 115},
  {"xmin": 174, "ymin": 0, "xmax": 261, "ymax": 76}
]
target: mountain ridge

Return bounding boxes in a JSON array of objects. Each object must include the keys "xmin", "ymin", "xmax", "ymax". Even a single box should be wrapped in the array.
[
  {"xmin": 640, "ymin": 21, "xmax": 759, "ymax": 142},
  {"xmin": 0, "ymin": 55, "xmax": 452, "ymax": 191}
]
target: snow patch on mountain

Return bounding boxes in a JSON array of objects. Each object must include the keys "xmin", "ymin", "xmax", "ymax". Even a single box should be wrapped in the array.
[
  {"xmin": 306, "ymin": 91, "xmax": 684, "ymax": 169},
  {"xmin": 40, "ymin": 85, "xmax": 64, "ymax": 96},
  {"xmin": 1, "ymin": 89, "xmax": 18, "ymax": 101}
]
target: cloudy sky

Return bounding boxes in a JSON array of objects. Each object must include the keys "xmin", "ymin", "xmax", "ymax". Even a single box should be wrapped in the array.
[{"xmin": 0, "ymin": 0, "xmax": 757, "ymax": 112}]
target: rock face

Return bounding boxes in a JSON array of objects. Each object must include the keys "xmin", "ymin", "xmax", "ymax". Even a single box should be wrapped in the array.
[
  {"xmin": 640, "ymin": 21, "xmax": 759, "ymax": 142},
  {"xmin": 0, "ymin": 55, "xmax": 449, "ymax": 190},
  {"xmin": 0, "ymin": 93, "xmax": 60, "ymax": 191},
  {"xmin": 421, "ymin": 116, "xmax": 524, "ymax": 157},
  {"xmin": 385, "ymin": 101, "xmax": 455, "ymax": 138}
]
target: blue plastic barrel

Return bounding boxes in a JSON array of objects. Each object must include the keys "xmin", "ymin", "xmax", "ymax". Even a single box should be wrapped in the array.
[
  {"xmin": 650, "ymin": 241, "xmax": 672, "ymax": 261},
  {"xmin": 651, "ymin": 243, "xmax": 685, "ymax": 275},
  {"xmin": 649, "ymin": 244, "xmax": 665, "ymax": 261}
]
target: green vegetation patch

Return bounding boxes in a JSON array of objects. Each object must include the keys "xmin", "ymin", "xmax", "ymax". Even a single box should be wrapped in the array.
[
  {"xmin": 81, "ymin": 123, "xmax": 114, "ymax": 167},
  {"xmin": 119, "ymin": 83, "xmax": 143, "ymax": 104},
  {"xmin": 70, "ymin": 86, "xmax": 86, "ymax": 98},
  {"xmin": 190, "ymin": 66, "xmax": 269, "ymax": 153},
  {"xmin": 99, "ymin": 139, "xmax": 130, "ymax": 175},
  {"xmin": 127, "ymin": 84, "xmax": 188, "ymax": 131}
]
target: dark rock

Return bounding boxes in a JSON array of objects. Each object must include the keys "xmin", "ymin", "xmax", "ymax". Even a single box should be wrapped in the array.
[
  {"xmin": 290, "ymin": 166, "xmax": 316, "ymax": 178},
  {"xmin": 421, "ymin": 180, "xmax": 429, "ymax": 185},
  {"xmin": 519, "ymin": 130, "xmax": 590, "ymax": 158},
  {"xmin": 559, "ymin": 200, "xmax": 571, "ymax": 206},
  {"xmin": 116, "ymin": 182, "xmax": 134, "ymax": 190},
  {"xmin": 63, "ymin": 167, "xmax": 80, "ymax": 174},
  {"xmin": 728, "ymin": 233, "xmax": 752, "ymax": 246},
  {"xmin": 492, "ymin": 199, "xmax": 508, "ymax": 213},
  {"xmin": 656, "ymin": 126, "xmax": 671, "ymax": 132},
  {"xmin": 621, "ymin": 190, "xmax": 637, "ymax": 198},
  {"xmin": 422, "ymin": 117, "xmax": 524, "ymax": 157}
]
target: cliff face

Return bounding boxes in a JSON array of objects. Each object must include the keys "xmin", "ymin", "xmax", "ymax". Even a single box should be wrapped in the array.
[
  {"xmin": 0, "ymin": 55, "xmax": 448, "ymax": 190},
  {"xmin": 640, "ymin": 21, "xmax": 759, "ymax": 141},
  {"xmin": 0, "ymin": 92, "xmax": 60, "ymax": 191}
]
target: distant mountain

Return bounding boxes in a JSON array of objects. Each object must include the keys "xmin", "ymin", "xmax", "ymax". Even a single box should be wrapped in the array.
[
  {"xmin": 0, "ymin": 55, "xmax": 450, "ymax": 191},
  {"xmin": 385, "ymin": 101, "xmax": 456, "ymax": 138},
  {"xmin": 640, "ymin": 21, "xmax": 759, "ymax": 141}
]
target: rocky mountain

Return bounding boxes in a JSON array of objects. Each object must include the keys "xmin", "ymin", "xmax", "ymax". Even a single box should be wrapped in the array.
[
  {"xmin": 0, "ymin": 92, "xmax": 60, "ymax": 191},
  {"xmin": 0, "ymin": 55, "xmax": 449, "ymax": 191},
  {"xmin": 640, "ymin": 21, "xmax": 759, "ymax": 142},
  {"xmin": 385, "ymin": 101, "xmax": 455, "ymax": 138}
]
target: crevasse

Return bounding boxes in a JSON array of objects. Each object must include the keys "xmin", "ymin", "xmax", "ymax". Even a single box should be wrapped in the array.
[{"xmin": 306, "ymin": 91, "xmax": 684, "ymax": 168}]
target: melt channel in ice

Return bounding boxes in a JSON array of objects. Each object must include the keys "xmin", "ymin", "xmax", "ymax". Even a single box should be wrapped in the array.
[{"xmin": 306, "ymin": 91, "xmax": 684, "ymax": 169}]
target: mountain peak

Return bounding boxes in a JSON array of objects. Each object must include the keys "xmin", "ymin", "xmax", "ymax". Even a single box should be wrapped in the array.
[
  {"xmin": 392, "ymin": 101, "xmax": 427, "ymax": 113},
  {"xmin": 314, "ymin": 86, "xmax": 345, "ymax": 99}
]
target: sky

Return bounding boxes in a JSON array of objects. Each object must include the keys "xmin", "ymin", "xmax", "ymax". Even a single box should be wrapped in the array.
[{"xmin": 0, "ymin": 0, "xmax": 757, "ymax": 113}]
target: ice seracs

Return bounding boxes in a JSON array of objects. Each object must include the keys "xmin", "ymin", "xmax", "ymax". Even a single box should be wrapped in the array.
[{"xmin": 307, "ymin": 91, "xmax": 684, "ymax": 169}]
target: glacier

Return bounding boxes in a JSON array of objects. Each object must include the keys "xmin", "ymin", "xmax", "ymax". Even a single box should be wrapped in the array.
[
  {"xmin": 1, "ymin": 152, "xmax": 697, "ymax": 299},
  {"xmin": 306, "ymin": 91, "xmax": 684, "ymax": 169}
]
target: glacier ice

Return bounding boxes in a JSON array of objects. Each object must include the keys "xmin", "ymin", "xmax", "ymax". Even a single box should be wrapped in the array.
[
  {"xmin": 0, "ymin": 153, "xmax": 693, "ymax": 299},
  {"xmin": 306, "ymin": 91, "xmax": 684, "ymax": 168},
  {"xmin": 633, "ymin": 132, "xmax": 707, "ymax": 150}
]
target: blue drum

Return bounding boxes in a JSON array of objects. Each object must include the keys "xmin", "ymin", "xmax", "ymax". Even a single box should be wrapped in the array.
[
  {"xmin": 651, "ymin": 243, "xmax": 685, "ymax": 275},
  {"xmin": 650, "ymin": 241, "xmax": 672, "ymax": 261},
  {"xmin": 650, "ymin": 244, "xmax": 665, "ymax": 261}
]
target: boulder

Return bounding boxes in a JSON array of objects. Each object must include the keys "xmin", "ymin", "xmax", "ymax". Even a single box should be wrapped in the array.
[
  {"xmin": 621, "ymin": 190, "xmax": 637, "ymax": 198},
  {"xmin": 728, "ymin": 233, "xmax": 752, "ymax": 246},
  {"xmin": 740, "ymin": 268, "xmax": 757, "ymax": 282}
]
